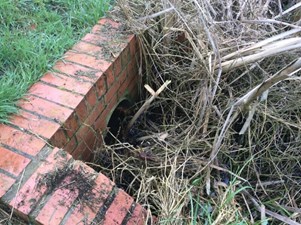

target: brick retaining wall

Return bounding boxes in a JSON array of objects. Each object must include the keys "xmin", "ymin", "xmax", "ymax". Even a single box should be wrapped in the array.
[{"xmin": 0, "ymin": 18, "xmax": 149, "ymax": 225}]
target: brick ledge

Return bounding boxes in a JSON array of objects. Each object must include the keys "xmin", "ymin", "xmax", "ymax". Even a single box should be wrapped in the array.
[{"xmin": 0, "ymin": 18, "xmax": 148, "ymax": 225}]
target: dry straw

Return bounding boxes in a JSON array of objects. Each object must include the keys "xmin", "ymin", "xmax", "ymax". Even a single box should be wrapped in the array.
[{"xmin": 93, "ymin": 0, "xmax": 301, "ymax": 224}]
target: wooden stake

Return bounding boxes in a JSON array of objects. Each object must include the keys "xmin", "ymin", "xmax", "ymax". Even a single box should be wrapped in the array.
[{"xmin": 126, "ymin": 80, "xmax": 171, "ymax": 135}]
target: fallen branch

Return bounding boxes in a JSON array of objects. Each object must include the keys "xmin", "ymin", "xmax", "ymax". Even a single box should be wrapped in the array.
[
  {"xmin": 221, "ymin": 39, "xmax": 301, "ymax": 72},
  {"xmin": 138, "ymin": 7, "xmax": 174, "ymax": 21},
  {"xmin": 222, "ymin": 28, "xmax": 301, "ymax": 61}
]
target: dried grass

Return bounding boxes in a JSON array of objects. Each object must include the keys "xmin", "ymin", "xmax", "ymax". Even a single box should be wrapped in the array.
[
  {"xmin": 93, "ymin": 0, "xmax": 301, "ymax": 224},
  {"xmin": 0, "ymin": 204, "xmax": 27, "ymax": 225}
]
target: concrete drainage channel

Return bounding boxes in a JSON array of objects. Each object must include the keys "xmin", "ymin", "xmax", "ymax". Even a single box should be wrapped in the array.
[{"xmin": 0, "ymin": 18, "xmax": 149, "ymax": 225}]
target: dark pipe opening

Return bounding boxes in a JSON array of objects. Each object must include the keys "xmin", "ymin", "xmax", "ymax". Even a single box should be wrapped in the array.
[{"xmin": 104, "ymin": 99, "xmax": 132, "ymax": 145}]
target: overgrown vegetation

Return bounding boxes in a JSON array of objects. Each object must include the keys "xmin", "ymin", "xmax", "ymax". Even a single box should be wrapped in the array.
[
  {"xmin": 0, "ymin": 1, "xmax": 110, "ymax": 223},
  {"xmin": 0, "ymin": 0, "xmax": 110, "ymax": 122},
  {"xmin": 92, "ymin": 1, "xmax": 301, "ymax": 224}
]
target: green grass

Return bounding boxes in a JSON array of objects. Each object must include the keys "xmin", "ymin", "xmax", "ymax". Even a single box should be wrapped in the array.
[
  {"xmin": 0, "ymin": 0, "xmax": 111, "ymax": 122},
  {"xmin": 186, "ymin": 181, "xmax": 251, "ymax": 225}
]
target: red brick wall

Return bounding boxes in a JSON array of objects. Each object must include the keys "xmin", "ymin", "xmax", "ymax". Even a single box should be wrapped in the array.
[{"xmin": 0, "ymin": 18, "xmax": 149, "ymax": 225}]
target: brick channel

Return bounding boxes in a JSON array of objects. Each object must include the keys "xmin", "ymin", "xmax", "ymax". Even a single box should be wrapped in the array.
[{"xmin": 0, "ymin": 18, "xmax": 148, "ymax": 224}]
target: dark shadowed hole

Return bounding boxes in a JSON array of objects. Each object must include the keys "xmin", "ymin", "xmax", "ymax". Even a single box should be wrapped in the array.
[
  {"xmin": 104, "ymin": 99, "xmax": 132, "ymax": 145},
  {"xmin": 92, "ymin": 99, "xmax": 141, "ymax": 193}
]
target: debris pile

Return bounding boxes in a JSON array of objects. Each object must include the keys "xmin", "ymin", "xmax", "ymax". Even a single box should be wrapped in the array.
[{"xmin": 94, "ymin": 1, "xmax": 301, "ymax": 224}]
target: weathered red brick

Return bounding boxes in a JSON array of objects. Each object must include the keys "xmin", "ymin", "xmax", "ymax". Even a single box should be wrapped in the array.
[
  {"xmin": 63, "ymin": 172, "xmax": 114, "ymax": 225},
  {"xmin": 0, "ymin": 147, "xmax": 30, "ymax": 177},
  {"xmin": 10, "ymin": 110, "xmax": 60, "ymax": 139},
  {"xmin": 126, "ymin": 34, "xmax": 136, "ymax": 43},
  {"xmin": 35, "ymin": 175, "xmax": 79, "ymax": 225},
  {"xmin": 126, "ymin": 204, "xmax": 147, "ymax": 225},
  {"xmin": 0, "ymin": 124, "xmax": 45, "ymax": 156},
  {"xmin": 117, "ymin": 68, "xmax": 128, "ymax": 86},
  {"xmin": 84, "ymin": 100, "xmax": 105, "ymax": 127},
  {"xmin": 75, "ymin": 99, "xmax": 89, "ymax": 122},
  {"xmin": 53, "ymin": 61, "xmax": 101, "ymax": 83},
  {"xmin": 79, "ymin": 146, "xmax": 94, "ymax": 163},
  {"xmin": 64, "ymin": 113, "xmax": 80, "ymax": 138},
  {"xmin": 91, "ymin": 24, "xmax": 106, "ymax": 34},
  {"xmin": 50, "ymin": 128, "xmax": 68, "ymax": 148},
  {"xmin": 85, "ymin": 87, "xmax": 97, "ymax": 110},
  {"xmin": 81, "ymin": 33, "xmax": 108, "ymax": 46},
  {"xmin": 10, "ymin": 148, "xmax": 71, "ymax": 216},
  {"xmin": 129, "ymin": 35, "xmax": 138, "ymax": 58},
  {"xmin": 92, "ymin": 125, "xmax": 104, "ymax": 141},
  {"xmin": 72, "ymin": 41, "xmax": 103, "ymax": 55},
  {"xmin": 41, "ymin": 72, "xmax": 93, "ymax": 95},
  {"xmin": 75, "ymin": 125, "xmax": 92, "ymax": 142},
  {"xmin": 72, "ymin": 130, "xmax": 96, "ymax": 161},
  {"xmin": 18, "ymin": 95, "xmax": 73, "ymax": 123},
  {"xmin": 105, "ymin": 81, "xmax": 119, "ymax": 105},
  {"xmin": 29, "ymin": 82, "xmax": 83, "ymax": 109},
  {"xmin": 98, "ymin": 18, "xmax": 120, "ymax": 29},
  {"xmin": 95, "ymin": 75, "xmax": 107, "ymax": 99},
  {"xmin": 71, "ymin": 141, "xmax": 85, "ymax": 160},
  {"xmin": 118, "ymin": 79, "xmax": 130, "ymax": 100},
  {"xmin": 118, "ymin": 69, "xmax": 139, "ymax": 99},
  {"xmin": 121, "ymin": 46, "xmax": 130, "ymax": 69},
  {"xmin": 103, "ymin": 189, "xmax": 133, "ymax": 224},
  {"xmin": 64, "ymin": 52, "xmax": 111, "ymax": 73},
  {"xmin": 113, "ymin": 55, "xmax": 122, "ymax": 77},
  {"xmin": 72, "ymin": 33, "xmax": 128, "ymax": 63},
  {"xmin": 94, "ymin": 101, "xmax": 114, "ymax": 132},
  {"xmin": 105, "ymin": 65, "xmax": 115, "ymax": 88},
  {"xmin": 0, "ymin": 173, "xmax": 15, "ymax": 198},
  {"xmin": 90, "ymin": 24, "xmax": 121, "ymax": 44},
  {"xmin": 64, "ymin": 136, "xmax": 77, "ymax": 154},
  {"xmin": 35, "ymin": 162, "xmax": 103, "ymax": 224}
]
